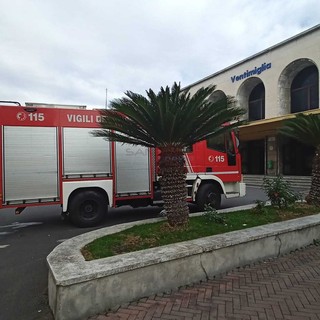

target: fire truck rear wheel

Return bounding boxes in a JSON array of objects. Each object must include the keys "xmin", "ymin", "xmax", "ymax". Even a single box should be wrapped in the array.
[
  {"xmin": 69, "ymin": 190, "xmax": 107, "ymax": 227},
  {"xmin": 197, "ymin": 183, "xmax": 221, "ymax": 211}
]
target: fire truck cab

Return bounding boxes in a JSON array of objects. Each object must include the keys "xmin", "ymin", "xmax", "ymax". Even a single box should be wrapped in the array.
[{"xmin": 0, "ymin": 102, "xmax": 245, "ymax": 227}]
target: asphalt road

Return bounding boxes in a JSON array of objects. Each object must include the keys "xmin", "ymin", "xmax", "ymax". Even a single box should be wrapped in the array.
[{"xmin": 0, "ymin": 186, "xmax": 268, "ymax": 320}]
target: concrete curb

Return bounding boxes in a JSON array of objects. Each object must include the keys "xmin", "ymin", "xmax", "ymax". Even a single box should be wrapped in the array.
[{"xmin": 47, "ymin": 207, "xmax": 320, "ymax": 320}]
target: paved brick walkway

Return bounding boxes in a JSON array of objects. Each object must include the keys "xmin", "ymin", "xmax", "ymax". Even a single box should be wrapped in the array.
[{"xmin": 89, "ymin": 244, "xmax": 320, "ymax": 320}]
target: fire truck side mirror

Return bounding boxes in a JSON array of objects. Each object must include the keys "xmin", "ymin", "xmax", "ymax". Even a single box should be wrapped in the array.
[{"xmin": 235, "ymin": 136, "xmax": 240, "ymax": 148}]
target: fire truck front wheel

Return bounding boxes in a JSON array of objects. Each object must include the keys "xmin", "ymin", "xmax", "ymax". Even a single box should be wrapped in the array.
[
  {"xmin": 196, "ymin": 183, "xmax": 221, "ymax": 211},
  {"xmin": 69, "ymin": 190, "xmax": 107, "ymax": 227}
]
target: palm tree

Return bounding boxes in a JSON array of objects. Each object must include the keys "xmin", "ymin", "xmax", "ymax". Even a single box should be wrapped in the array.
[
  {"xmin": 93, "ymin": 82, "xmax": 245, "ymax": 227},
  {"xmin": 279, "ymin": 113, "xmax": 320, "ymax": 206}
]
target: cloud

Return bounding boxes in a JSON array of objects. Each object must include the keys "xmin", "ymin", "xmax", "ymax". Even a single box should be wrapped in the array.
[{"xmin": 0, "ymin": 0, "xmax": 319, "ymax": 107}]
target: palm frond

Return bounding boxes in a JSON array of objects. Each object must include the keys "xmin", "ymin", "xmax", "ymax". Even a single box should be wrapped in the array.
[
  {"xmin": 95, "ymin": 82, "xmax": 245, "ymax": 148},
  {"xmin": 93, "ymin": 129, "xmax": 155, "ymax": 147},
  {"xmin": 279, "ymin": 113, "xmax": 320, "ymax": 147},
  {"xmin": 95, "ymin": 109, "xmax": 157, "ymax": 146}
]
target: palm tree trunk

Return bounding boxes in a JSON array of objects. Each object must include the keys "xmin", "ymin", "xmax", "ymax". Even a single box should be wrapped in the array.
[
  {"xmin": 159, "ymin": 147, "xmax": 189, "ymax": 227},
  {"xmin": 308, "ymin": 145, "xmax": 320, "ymax": 206}
]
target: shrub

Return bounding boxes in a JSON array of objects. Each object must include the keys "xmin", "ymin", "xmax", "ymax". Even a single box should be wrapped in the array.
[
  {"xmin": 253, "ymin": 200, "xmax": 267, "ymax": 214},
  {"xmin": 262, "ymin": 176, "xmax": 298, "ymax": 209},
  {"xmin": 203, "ymin": 205, "xmax": 226, "ymax": 224}
]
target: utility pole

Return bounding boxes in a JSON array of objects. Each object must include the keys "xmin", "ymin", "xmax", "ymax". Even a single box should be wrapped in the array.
[{"xmin": 105, "ymin": 88, "xmax": 108, "ymax": 109}]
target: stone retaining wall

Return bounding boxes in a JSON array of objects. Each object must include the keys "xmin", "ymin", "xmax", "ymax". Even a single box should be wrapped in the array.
[{"xmin": 47, "ymin": 210, "xmax": 320, "ymax": 320}]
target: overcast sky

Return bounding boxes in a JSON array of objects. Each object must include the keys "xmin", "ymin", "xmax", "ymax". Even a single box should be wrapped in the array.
[{"xmin": 1, "ymin": 0, "xmax": 319, "ymax": 108}]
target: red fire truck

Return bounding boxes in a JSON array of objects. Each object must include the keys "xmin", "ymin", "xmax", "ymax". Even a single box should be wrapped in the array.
[{"xmin": 0, "ymin": 102, "xmax": 246, "ymax": 227}]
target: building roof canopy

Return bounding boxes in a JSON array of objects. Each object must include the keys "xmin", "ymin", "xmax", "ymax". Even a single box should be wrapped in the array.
[{"xmin": 239, "ymin": 109, "xmax": 320, "ymax": 141}]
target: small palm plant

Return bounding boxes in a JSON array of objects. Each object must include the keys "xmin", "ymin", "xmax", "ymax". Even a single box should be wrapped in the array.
[
  {"xmin": 279, "ymin": 113, "xmax": 320, "ymax": 206},
  {"xmin": 262, "ymin": 175, "xmax": 298, "ymax": 209},
  {"xmin": 93, "ymin": 82, "xmax": 245, "ymax": 227}
]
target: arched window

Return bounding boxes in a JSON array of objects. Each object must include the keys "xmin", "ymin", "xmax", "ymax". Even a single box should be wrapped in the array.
[
  {"xmin": 208, "ymin": 90, "xmax": 227, "ymax": 104},
  {"xmin": 248, "ymin": 83, "xmax": 265, "ymax": 121},
  {"xmin": 291, "ymin": 65, "xmax": 319, "ymax": 113}
]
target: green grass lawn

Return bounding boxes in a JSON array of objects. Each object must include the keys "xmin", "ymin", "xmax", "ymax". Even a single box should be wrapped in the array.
[{"xmin": 81, "ymin": 203, "xmax": 319, "ymax": 261}]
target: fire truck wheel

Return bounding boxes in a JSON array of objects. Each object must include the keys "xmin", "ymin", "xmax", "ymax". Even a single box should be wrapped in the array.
[
  {"xmin": 69, "ymin": 190, "xmax": 107, "ymax": 227},
  {"xmin": 197, "ymin": 183, "xmax": 221, "ymax": 211}
]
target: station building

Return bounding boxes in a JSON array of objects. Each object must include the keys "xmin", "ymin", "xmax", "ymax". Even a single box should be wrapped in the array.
[{"xmin": 184, "ymin": 24, "xmax": 320, "ymax": 181}]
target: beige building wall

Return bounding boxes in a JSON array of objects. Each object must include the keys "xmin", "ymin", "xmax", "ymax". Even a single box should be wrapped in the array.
[
  {"xmin": 185, "ymin": 25, "xmax": 320, "ymax": 119},
  {"xmin": 184, "ymin": 25, "xmax": 320, "ymax": 177}
]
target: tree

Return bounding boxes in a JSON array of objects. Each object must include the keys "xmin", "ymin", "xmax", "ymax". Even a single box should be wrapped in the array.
[
  {"xmin": 93, "ymin": 82, "xmax": 245, "ymax": 227},
  {"xmin": 279, "ymin": 113, "xmax": 320, "ymax": 206}
]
